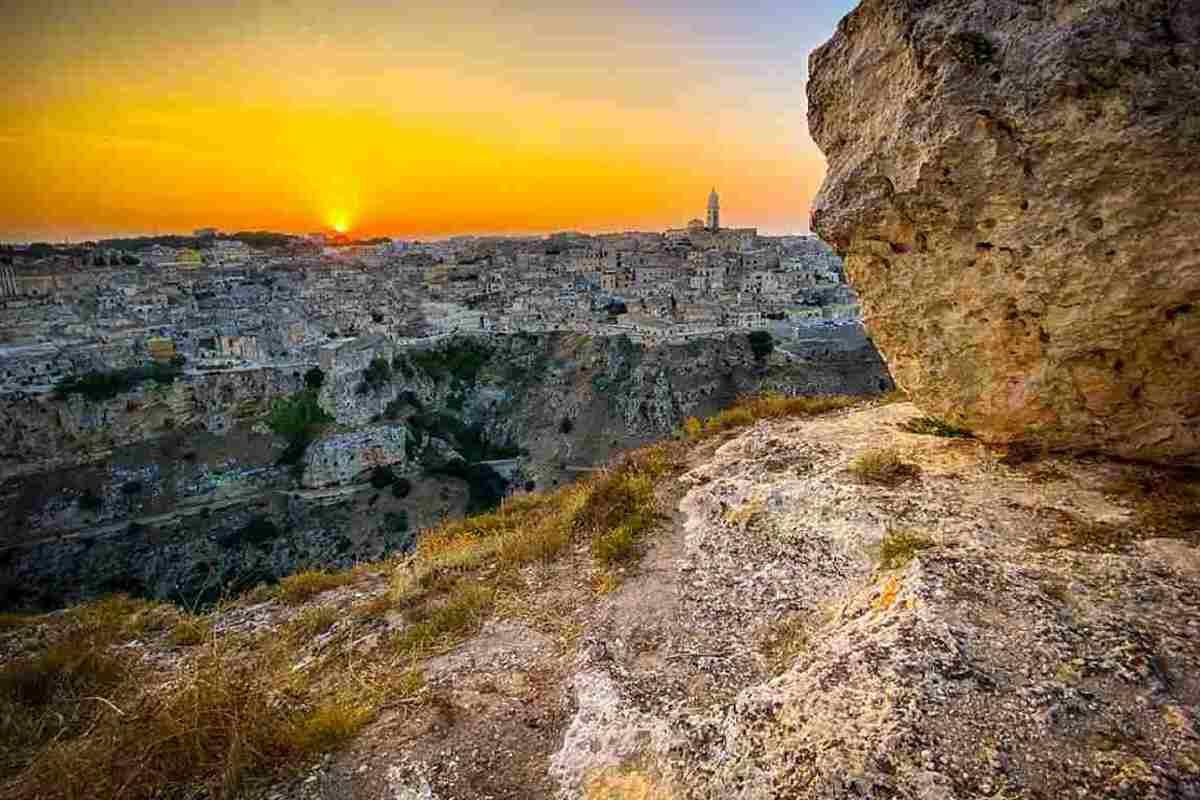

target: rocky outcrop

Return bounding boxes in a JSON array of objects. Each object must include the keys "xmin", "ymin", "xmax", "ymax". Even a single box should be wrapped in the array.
[
  {"xmin": 301, "ymin": 425, "xmax": 408, "ymax": 489},
  {"xmin": 807, "ymin": 0, "xmax": 1200, "ymax": 464},
  {"xmin": 552, "ymin": 402, "xmax": 1200, "ymax": 798},
  {"xmin": 0, "ymin": 366, "xmax": 303, "ymax": 480}
]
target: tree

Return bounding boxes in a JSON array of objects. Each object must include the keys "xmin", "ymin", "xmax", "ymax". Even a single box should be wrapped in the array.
[
  {"xmin": 303, "ymin": 366, "xmax": 325, "ymax": 391},
  {"xmin": 748, "ymin": 330, "xmax": 774, "ymax": 363}
]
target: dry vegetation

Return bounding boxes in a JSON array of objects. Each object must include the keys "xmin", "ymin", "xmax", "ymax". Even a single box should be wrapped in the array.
[
  {"xmin": 898, "ymin": 415, "xmax": 973, "ymax": 438},
  {"xmin": 877, "ymin": 528, "xmax": 936, "ymax": 569},
  {"xmin": 276, "ymin": 570, "xmax": 355, "ymax": 604},
  {"xmin": 288, "ymin": 605, "xmax": 339, "ymax": 639},
  {"xmin": 167, "ymin": 615, "xmax": 213, "ymax": 646},
  {"xmin": 849, "ymin": 447, "xmax": 921, "ymax": 486},
  {"xmin": 387, "ymin": 441, "xmax": 681, "ymax": 658},
  {"xmin": 0, "ymin": 392, "xmax": 871, "ymax": 800},
  {"xmin": 681, "ymin": 392, "xmax": 860, "ymax": 440}
]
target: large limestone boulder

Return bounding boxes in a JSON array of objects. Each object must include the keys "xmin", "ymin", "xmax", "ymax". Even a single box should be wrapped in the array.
[{"xmin": 808, "ymin": 0, "xmax": 1200, "ymax": 463}]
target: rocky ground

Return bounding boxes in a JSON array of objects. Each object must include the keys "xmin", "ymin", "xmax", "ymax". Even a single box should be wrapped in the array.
[{"xmin": 236, "ymin": 400, "xmax": 1199, "ymax": 799}]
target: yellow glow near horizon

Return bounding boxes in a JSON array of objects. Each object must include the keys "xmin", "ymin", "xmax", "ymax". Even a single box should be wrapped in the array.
[{"xmin": 0, "ymin": 1, "xmax": 840, "ymax": 241}]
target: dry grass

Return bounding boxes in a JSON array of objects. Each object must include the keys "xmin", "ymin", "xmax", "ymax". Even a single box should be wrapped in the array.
[
  {"xmin": 682, "ymin": 392, "xmax": 863, "ymax": 440},
  {"xmin": 2, "ymin": 617, "xmax": 388, "ymax": 800},
  {"xmin": 878, "ymin": 528, "xmax": 936, "ymax": 569},
  {"xmin": 0, "ymin": 613, "xmax": 40, "ymax": 631},
  {"xmin": 351, "ymin": 592, "xmax": 396, "ymax": 620},
  {"xmin": 67, "ymin": 593, "xmax": 176, "ymax": 639},
  {"xmin": 585, "ymin": 769, "xmax": 675, "ymax": 800},
  {"xmin": 167, "ymin": 615, "xmax": 212, "ymax": 647},
  {"xmin": 277, "ymin": 570, "xmax": 354, "ymax": 605},
  {"xmin": 384, "ymin": 442, "xmax": 682, "ymax": 659},
  {"xmin": 1, "ymin": 436, "xmax": 689, "ymax": 799},
  {"xmin": 898, "ymin": 416, "xmax": 973, "ymax": 439},
  {"xmin": 289, "ymin": 695, "xmax": 374, "ymax": 753},
  {"xmin": 849, "ymin": 448, "xmax": 920, "ymax": 486},
  {"xmin": 289, "ymin": 605, "xmax": 339, "ymax": 639},
  {"xmin": 392, "ymin": 581, "xmax": 496, "ymax": 658}
]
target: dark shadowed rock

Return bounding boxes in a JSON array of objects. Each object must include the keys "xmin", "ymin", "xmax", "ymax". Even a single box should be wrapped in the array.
[{"xmin": 808, "ymin": 0, "xmax": 1200, "ymax": 464}]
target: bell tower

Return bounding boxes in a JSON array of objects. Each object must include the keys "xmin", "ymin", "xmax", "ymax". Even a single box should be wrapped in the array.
[{"xmin": 706, "ymin": 187, "xmax": 720, "ymax": 231}]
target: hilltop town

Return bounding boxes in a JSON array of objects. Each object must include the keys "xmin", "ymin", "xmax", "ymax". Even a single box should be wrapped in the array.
[
  {"xmin": 0, "ymin": 191, "xmax": 856, "ymax": 390},
  {"xmin": 0, "ymin": 192, "xmax": 889, "ymax": 612}
]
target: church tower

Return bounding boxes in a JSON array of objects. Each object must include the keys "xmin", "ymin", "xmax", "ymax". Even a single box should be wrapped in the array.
[{"xmin": 706, "ymin": 187, "xmax": 720, "ymax": 231}]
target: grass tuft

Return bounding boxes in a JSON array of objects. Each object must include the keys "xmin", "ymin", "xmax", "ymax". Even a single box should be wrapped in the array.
[
  {"xmin": 277, "ymin": 571, "xmax": 354, "ymax": 605},
  {"xmin": 0, "ymin": 613, "xmax": 40, "ymax": 631},
  {"xmin": 392, "ymin": 581, "xmax": 495, "ymax": 658},
  {"xmin": 289, "ymin": 605, "xmax": 339, "ymax": 639},
  {"xmin": 849, "ymin": 448, "xmax": 920, "ymax": 486},
  {"xmin": 168, "ymin": 615, "xmax": 212, "ymax": 647},
  {"xmin": 878, "ymin": 528, "xmax": 936, "ymax": 569},
  {"xmin": 290, "ymin": 697, "xmax": 373, "ymax": 753},
  {"xmin": 898, "ymin": 416, "xmax": 973, "ymax": 438},
  {"xmin": 683, "ymin": 393, "xmax": 861, "ymax": 440}
]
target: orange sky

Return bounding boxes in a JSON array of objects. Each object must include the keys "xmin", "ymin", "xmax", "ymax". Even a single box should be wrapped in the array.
[{"xmin": 0, "ymin": 1, "xmax": 852, "ymax": 242}]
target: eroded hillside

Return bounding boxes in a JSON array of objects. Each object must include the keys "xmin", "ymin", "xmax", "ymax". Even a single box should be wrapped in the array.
[
  {"xmin": 2, "ymin": 396, "xmax": 1196, "ymax": 799},
  {"xmin": 0, "ymin": 329, "xmax": 890, "ymax": 610}
]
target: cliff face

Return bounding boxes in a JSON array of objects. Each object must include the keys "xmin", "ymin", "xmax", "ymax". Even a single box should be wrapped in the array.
[
  {"xmin": 0, "ymin": 331, "xmax": 892, "ymax": 610},
  {"xmin": 807, "ymin": 0, "xmax": 1200, "ymax": 463},
  {"xmin": 0, "ymin": 367, "xmax": 303, "ymax": 481},
  {"xmin": 318, "ymin": 330, "xmax": 892, "ymax": 486}
]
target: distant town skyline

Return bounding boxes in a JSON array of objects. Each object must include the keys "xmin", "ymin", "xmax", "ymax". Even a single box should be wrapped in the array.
[{"xmin": 1, "ymin": 1, "xmax": 857, "ymax": 242}]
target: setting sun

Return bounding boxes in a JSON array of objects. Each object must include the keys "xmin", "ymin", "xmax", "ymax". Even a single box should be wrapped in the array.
[
  {"xmin": 329, "ymin": 213, "xmax": 351, "ymax": 235},
  {"xmin": 0, "ymin": 0, "xmax": 842, "ymax": 241}
]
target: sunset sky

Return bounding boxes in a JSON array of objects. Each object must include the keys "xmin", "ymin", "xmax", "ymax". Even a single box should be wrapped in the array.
[{"xmin": 1, "ymin": 1, "xmax": 855, "ymax": 242}]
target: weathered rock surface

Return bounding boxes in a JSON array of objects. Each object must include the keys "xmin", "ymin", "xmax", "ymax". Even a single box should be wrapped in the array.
[
  {"xmin": 808, "ymin": 0, "xmax": 1200, "ymax": 463},
  {"xmin": 301, "ymin": 424, "xmax": 408, "ymax": 489},
  {"xmin": 552, "ymin": 402, "xmax": 1200, "ymax": 798}
]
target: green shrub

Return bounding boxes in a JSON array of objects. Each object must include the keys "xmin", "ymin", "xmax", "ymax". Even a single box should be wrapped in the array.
[
  {"xmin": 362, "ymin": 358, "xmax": 391, "ymax": 391},
  {"xmin": 268, "ymin": 390, "xmax": 331, "ymax": 441},
  {"xmin": 54, "ymin": 362, "xmax": 184, "ymax": 402},
  {"xmin": 236, "ymin": 516, "xmax": 281, "ymax": 546},
  {"xmin": 78, "ymin": 489, "xmax": 103, "ymax": 512},
  {"xmin": 369, "ymin": 465, "xmax": 397, "ymax": 489},
  {"xmin": 947, "ymin": 31, "xmax": 995, "ymax": 65},
  {"xmin": 385, "ymin": 510, "xmax": 410, "ymax": 534},
  {"xmin": 748, "ymin": 330, "xmax": 774, "ymax": 362},
  {"xmin": 411, "ymin": 339, "xmax": 493, "ymax": 383},
  {"xmin": 430, "ymin": 461, "xmax": 509, "ymax": 514},
  {"xmin": 303, "ymin": 366, "xmax": 325, "ymax": 390}
]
